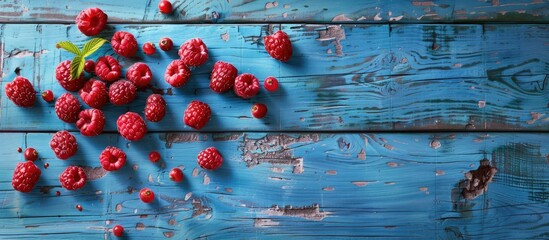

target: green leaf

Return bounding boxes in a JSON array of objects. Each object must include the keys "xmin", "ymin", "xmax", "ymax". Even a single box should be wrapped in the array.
[
  {"xmin": 81, "ymin": 38, "xmax": 107, "ymax": 57},
  {"xmin": 56, "ymin": 41, "xmax": 81, "ymax": 55},
  {"xmin": 70, "ymin": 56, "xmax": 85, "ymax": 80}
]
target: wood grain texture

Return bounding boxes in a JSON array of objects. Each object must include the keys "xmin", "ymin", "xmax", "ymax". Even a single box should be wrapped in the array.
[{"xmin": 1, "ymin": 24, "xmax": 547, "ymax": 131}]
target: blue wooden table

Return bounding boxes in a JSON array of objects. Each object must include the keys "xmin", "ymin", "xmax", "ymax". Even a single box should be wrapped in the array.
[{"xmin": 1, "ymin": 1, "xmax": 548, "ymax": 239}]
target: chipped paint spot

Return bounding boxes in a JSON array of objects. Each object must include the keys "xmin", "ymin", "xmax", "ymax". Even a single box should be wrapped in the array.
[
  {"xmin": 203, "ymin": 174, "xmax": 210, "ymax": 185},
  {"xmin": 435, "ymin": 170, "xmax": 445, "ymax": 176},
  {"xmin": 168, "ymin": 219, "xmax": 176, "ymax": 226},
  {"xmin": 419, "ymin": 187, "xmax": 429, "ymax": 192},
  {"xmin": 163, "ymin": 231, "xmax": 174, "ymax": 238},
  {"xmin": 325, "ymin": 170, "xmax": 337, "ymax": 175},
  {"xmin": 357, "ymin": 149, "xmax": 366, "ymax": 160},
  {"xmin": 254, "ymin": 218, "xmax": 279, "ymax": 227},
  {"xmin": 135, "ymin": 223, "xmax": 145, "ymax": 231},
  {"xmin": 282, "ymin": 12, "xmax": 287, "ymax": 18},
  {"xmin": 163, "ymin": 133, "xmax": 201, "ymax": 148},
  {"xmin": 386, "ymin": 162, "xmax": 399, "ymax": 167},
  {"xmin": 264, "ymin": 204, "xmax": 327, "ymax": 221},
  {"xmin": 132, "ymin": 164, "xmax": 139, "ymax": 171},
  {"xmin": 384, "ymin": 144, "xmax": 395, "ymax": 150},
  {"xmin": 4, "ymin": 49, "xmax": 49, "ymax": 58},
  {"xmin": 316, "ymin": 25, "xmax": 346, "ymax": 56},
  {"xmin": 83, "ymin": 166, "xmax": 108, "ymax": 180},
  {"xmin": 385, "ymin": 182, "xmax": 396, "ymax": 185},
  {"xmin": 225, "ymin": 188, "xmax": 233, "ymax": 193},
  {"xmin": 322, "ymin": 187, "xmax": 334, "ymax": 191},
  {"xmin": 478, "ymin": 100, "xmax": 486, "ymax": 108},
  {"xmin": 389, "ymin": 15, "xmax": 404, "ymax": 21},
  {"xmin": 265, "ymin": 1, "xmax": 278, "ymax": 9},
  {"xmin": 185, "ymin": 192, "xmax": 193, "ymax": 201},
  {"xmin": 221, "ymin": 31, "xmax": 229, "ymax": 42},
  {"xmin": 192, "ymin": 198, "xmax": 211, "ymax": 217},
  {"xmin": 430, "ymin": 139, "xmax": 441, "ymax": 149},
  {"xmin": 527, "ymin": 112, "xmax": 545, "ymax": 124},
  {"xmin": 352, "ymin": 181, "xmax": 375, "ymax": 187},
  {"xmin": 456, "ymin": 159, "xmax": 497, "ymax": 200},
  {"xmin": 374, "ymin": 12, "xmax": 382, "ymax": 21},
  {"xmin": 270, "ymin": 167, "xmax": 284, "ymax": 173},
  {"xmin": 332, "ymin": 14, "xmax": 353, "ymax": 22},
  {"xmin": 192, "ymin": 168, "xmax": 199, "ymax": 177}
]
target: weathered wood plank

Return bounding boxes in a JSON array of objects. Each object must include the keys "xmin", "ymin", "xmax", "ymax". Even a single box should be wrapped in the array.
[{"xmin": 0, "ymin": 132, "xmax": 547, "ymax": 239}]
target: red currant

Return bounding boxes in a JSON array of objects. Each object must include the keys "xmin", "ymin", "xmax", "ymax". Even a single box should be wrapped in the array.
[
  {"xmin": 169, "ymin": 168, "xmax": 184, "ymax": 182},
  {"xmin": 24, "ymin": 148, "xmax": 38, "ymax": 161},
  {"xmin": 251, "ymin": 103, "xmax": 268, "ymax": 118},
  {"xmin": 158, "ymin": 1, "xmax": 173, "ymax": 14},
  {"xmin": 142, "ymin": 42, "xmax": 156, "ymax": 55},
  {"xmin": 112, "ymin": 225, "xmax": 124, "ymax": 237},
  {"xmin": 84, "ymin": 60, "xmax": 95, "ymax": 73},
  {"xmin": 139, "ymin": 188, "xmax": 155, "ymax": 203},
  {"xmin": 76, "ymin": 204, "xmax": 83, "ymax": 211},
  {"xmin": 264, "ymin": 77, "xmax": 279, "ymax": 92},
  {"xmin": 42, "ymin": 90, "xmax": 54, "ymax": 102},
  {"xmin": 159, "ymin": 37, "xmax": 173, "ymax": 51},
  {"xmin": 17, "ymin": 147, "xmax": 22, "ymax": 153},
  {"xmin": 44, "ymin": 163, "xmax": 49, "ymax": 169},
  {"xmin": 149, "ymin": 151, "xmax": 161, "ymax": 163},
  {"xmin": 56, "ymin": 191, "xmax": 61, "ymax": 196}
]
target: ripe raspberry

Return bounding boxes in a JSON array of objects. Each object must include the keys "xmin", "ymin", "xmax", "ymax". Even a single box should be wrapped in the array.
[
  {"xmin": 111, "ymin": 31, "xmax": 138, "ymax": 58},
  {"xmin": 75, "ymin": 8, "xmax": 108, "ymax": 36},
  {"xmin": 234, "ymin": 73, "xmax": 260, "ymax": 99},
  {"xmin": 197, "ymin": 147, "xmax": 223, "ymax": 170},
  {"xmin": 159, "ymin": 37, "xmax": 173, "ymax": 51},
  {"xmin": 264, "ymin": 30, "xmax": 293, "ymax": 62},
  {"xmin": 142, "ymin": 42, "xmax": 156, "ymax": 55},
  {"xmin": 99, "ymin": 146, "xmax": 126, "ymax": 171},
  {"xmin": 84, "ymin": 60, "xmax": 95, "ymax": 73},
  {"xmin": 178, "ymin": 38, "xmax": 208, "ymax": 67},
  {"xmin": 4, "ymin": 76, "xmax": 36, "ymax": 107},
  {"xmin": 76, "ymin": 109, "xmax": 105, "ymax": 136},
  {"xmin": 210, "ymin": 61, "xmax": 237, "ymax": 93},
  {"xmin": 55, "ymin": 93, "xmax": 81, "ymax": 123},
  {"xmin": 164, "ymin": 60, "xmax": 191, "ymax": 87},
  {"xmin": 117, "ymin": 112, "xmax": 147, "ymax": 141},
  {"xmin": 144, "ymin": 94, "xmax": 166, "ymax": 122},
  {"xmin": 50, "ymin": 130, "xmax": 78, "ymax": 160},
  {"xmin": 59, "ymin": 166, "xmax": 87, "ymax": 190},
  {"xmin": 95, "ymin": 56, "xmax": 121, "ymax": 82},
  {"xmin": 184, "ymin": 100, "xmax": 211, "ymax": 130},
  {"xmin": 55, "ymin": 60, "xmax": 87, "ymax": 92},
  {"xmin": 126, "ymin": 62, "xmax": 152, "ymax": 89},
  {"xmin": 12, "ymin": 161, "xmax": 41, "ymax": 192},
  {"xmin": 42, "ymin": 90, "xmax": 54, "ymax": 102},
  {"xmin": 79, "ymin": 79, "xmax": 108, "ymax": 109},
  {"xmin": 109, "ymin": 80, "xmax": 136, "ymax": 106}
]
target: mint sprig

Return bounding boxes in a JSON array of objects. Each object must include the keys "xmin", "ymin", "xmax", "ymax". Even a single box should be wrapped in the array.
[{"xmin": 56, "ymin": 38, "xmax": 107, "ymax": 79}]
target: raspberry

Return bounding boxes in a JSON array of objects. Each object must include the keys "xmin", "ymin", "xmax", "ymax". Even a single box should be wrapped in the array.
[
  {"xmin": 59, "ymin": 166, "xmax": 87, "ymax": 190},
  {"xmin": 210, "ymin": 61, "xmax": 237, "ymax": 93},
  {"xmin": 50, "ymin": 130, "xmax": 78, "ymax": 160},
  {"xmin": 76, "ymin": 109, "xmax": 105, "ymax": 136},
  {"xmin": 178, "ymin": 38, "xmax": 208, "ymax": 67},
  {"xmin": 126, "ymin": 62, "xmax": 152, "ymax": 89},
  {"xmin": 4, "ymin": 76, "xmax": 36, "ymax": 107},
  {"xmin": 109, "ymin": 80, "xmax": 136, "ymax": 106},
  {"xmin": 264, "ymin": 30, "xmax": 293, "ymax": 62},
  {"xmin": 75, "ymin": 8, "xmax": 108, "ymax": 36},
  {"xmin": 183, "ymin": 100, "xmax": 211, "ymax": 130},
  {"xmin": 234, "ymin": 73, "xmax": 260, "ymax": 99},
  {"xmin": 197, "ymin": 147, "xmax": 223, "ymax": 170},
  {"xmin": 55, "ymin": 60, "xmax": 87, "ymax": 92},
  {"xmin": 117, "ymin": 112, "xmax": 147, "ymax": 141},
  {"xmin": 95, "ymin": 56, "xmax": 121, "ymax": 82},
  {"xmin": 12, "ymin": 161, "xmax": 41, "ymax": 192},
  {"xmin": 79, "ymin": 79, "xmax": 108, "ymax": 109},
  {"xmin": 164, "ymin": 60, "xmax": 191, "ymax": 87},
  {"xmin": 111, "ymin": 31, "xmax": 138, "ymax": 58},
  {"xmin": 144, "ymin": 94, "xmax": 166, "ymax": 122},
  {"xmin": 55, "ymin": 93, "xmax": 81, "ymax": 123},
  {"xmin": 99, "ymin": 146, "xmax": 126, "ymax": 171}
]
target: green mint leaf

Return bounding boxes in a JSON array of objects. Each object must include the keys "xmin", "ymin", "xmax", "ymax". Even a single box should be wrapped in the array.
[
  {"xmin": 70, "ymin": 56, "xmax": 85, "ymax": 80},
  {"xmin": 56, "ymin": 41, "xmax": 81, "ymax": 55},
  {"xmin": 81, "ymin": 38, "xmax": 107, "ymax": 58}
]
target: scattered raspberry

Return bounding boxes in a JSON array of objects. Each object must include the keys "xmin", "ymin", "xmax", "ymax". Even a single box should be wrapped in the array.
[
  {"xmin": 264, "ymin": 30, "xmax": 293, "ymax": 62},
  {"xmin": 76, "ymin": 109, "xmax": 105, "ymax": 137},
  {"xmin": 55, "ymin": 93, "xmax": 81, "ymax": 123},
  {"xmin": 59, "ymin": 166, "xmax": 87, "ymax": 190},
  {"xmin": 139, "ymin": 188, "xmax": 155, "ymax": 203},
  {"xmin": 126, "ymin": 62, "xmax": 152, "ymax": 89},
  {"xmin": 42, "ymin": 90, "xmax": 54, "ymax": 102},
  {"xmin": 79, "ymin": 79, "xmax": 108, "ymax": 109},
  {"xmin": 148, "ymin": 151, "xmax": 161, "ymax": 163},
  {"xmin": 142, "ymin": 42, "xmax": 156, "ymax": 55},
  {"xmin": 169, "ymin": 168, "xmax": 184, "ymax": 182},
  {"xmin": 234, "ymin": 73, "xmax": 260, "ymax": 99},
  {"xmin": 158, "ymin": 1, "xmax": 173, "ymax": 14},
  {"xmin": 4, "ymin": 76, "xmax": 36, "ymax": 107},
  {"xmin": 144, "ymin": 94, "xmax": 166, "ymax": 122},
  {"xmin": 164, "ymin": 60, "xmax": 191, "ymax": 87},
  {"xmin": 95, "ymin": 56, "xmax": 121, "ymax": 82},
  {"xmin": 159, "ymin": 37, "xmax": 173, "ymax": 51},
  {"xmin": 264, "ymin": 76, "xmax": 279, "ymax": 92},
  {"xmin": 84, "ymin": 60, "xmax": 95, "ymax": 73},
  {"xmin": 109, "ymin": 80, "xmax": 136, "ymax": 106},
  {"xmin": 178, "ymin": 38, "xmax": 208, "ymax": 67},
  {"xmin": 24, "ymin": 148, "xmax": 38, "ymax": 162},
  {"xmin": 251, "ymin": 103, "xmax": 267, "ymax": 118},
  {"xmin": 117, "ymin": 112, "xmax": 147, "ymax": 141},
  {"xmin": 112, "ymin": 225, "xmax": 124, "ymax": 237},
  {"xmin": 111, "ymin": 31, "xmax": 138, "ymax": 58},
  {"xmin": 50, "ymin": 130, "xmax": 78, "ymax": 160},
  {"xmin": 12, "ymin": 161, "xmax": 41, "ymax": 192},
  {"xmin": 210, "ymin": 61, "xmax": 237, "ymax": 93},
  {"xmin": 75, "ymin": 8, "xmax": 108, "ymax": 36},
  {"xmin": 197, "ymin": 147, "xmax": 223, "ymax": 170},
  {"xmin": 99, "ymin": 146, "xmax": 126, "ymax": 171},
  {"xmin": 184, "ymin": 100, "xmax": 211, "ymax": 130},
  {"xmin": 55, "ymin": 60, "xmax": 87, "ymax": 92}
]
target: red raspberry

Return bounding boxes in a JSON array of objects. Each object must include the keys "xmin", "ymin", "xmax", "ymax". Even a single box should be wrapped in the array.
[
  {"xmin": 184, "ymin": 100, "xmax": 211, "ymax": 130},
  {"xmin": 178, "ymin": 38, "xmax": 208, "ymax": 67},
  {"xmin": 111, "ymin": 31, "xmax": 138, "ymax": 58},
  {"xmin": 264, "ymin": 76, "xmax": 279, "ymax": 92},
  {"xmin": 264, "ymin": 30, "xmax": 293, "ymax": 62},
  {"xmin": 55, "ymin": 93, "xmax": 81, "ymax": 123},
  {"xmin": 142, "ymin": 42, "xmax": 156, "ymax": 55},
  {"xmin": 210, "ymin": 61, "xmax": 237, "ymax": 93},
  {"xmin": 117, "ymin": 112, "xmax": 147, "ymax": 141},
  {"xmin": 144, "ymin": 94, "xmax": 166, "ymax": 122},
  {"xmin": 79, "ymin": 79, "xmax": 108, "ymax": 109},
  {"xmin": 126, "ymin": 62, "xmax": 152, "ymax": 89},
  {"xmin": 4, "ymin": 76, "xmax": 36, "ymax": 107},
  {"xmin": 12, "ymin": 161, "xmax": 41, "ymax": 192},
  {"xmin": 50, "ymin": 130, "xmax": 78, "ymax": 160},
  {"xmin": 109, "ymin": 80, "xmax": 136, "ymax": 106},
  {"xmin": 42, "ymin": 90, "xmax": 54, "ymax": 102},
  {"xmin": 75, "ymin": 8, "xmax": 108, "ymax": 36},
  {"xmin": 59, "ymin": 166, "xmax": 87, "ymax": 190},
  {"xmin": 99, "ymin": 146, "xmax": 126, "ymax": 171},
  {"xmin": 197, "ymin": 147, "xmax": 223, "ymax": 170},
  {"xmin": 251, "ymin": 103, "xmax": 267, "ymax": 118},
  {"xmin": 76, "ymin": 109, "xmax": 105, "ymax": 137},
  {"xmin": 84, "ymin": 60, "xmax": 95, "ymax": 73},
  {"xmin": 234, "ymin": 73, "xmax": 260, "ymax": 99},
  {"xmin": 95, "ymin": 56, "xmax": 121, "ymax": 82},
  {"xmin": 55, "ymin": 60, "xmax": 87, "ymax": 92},
  {"xmin": 159, "ymin": 37, "xmax": 173, "ymax": 51},
  {"xmin": 164, "ymin": 60, "xmax": 191, "ymax": 87}
]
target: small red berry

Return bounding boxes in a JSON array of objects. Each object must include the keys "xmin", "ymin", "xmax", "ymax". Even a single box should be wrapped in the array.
[
  {"xmin": 149, "ymin": 151, "xmax": 160, "ymax": 163},
  {"xmin": 251, "ymin": 103, "xmax": 268, "ymax": 118},
  {"xmin": 112, "ymin": 225, "xmax": 124, "ymax": 237},
  {"xmin": 197, "ymin": 147, "xmax": 223, "ymax": 170},
  {"xmin": 17, "ymin": 147, "xmax": 22, "ymax": 153},
  {"xmin": 158, "ymin": 1, "xmax": 173, "ymax": 14},
  {"xmin": 76, "ymin": 204, "xmax": 83, "ymax": 211},
  {"xmin": 84, "ymin": 60, "xmax": 95, "ymax": 73},
  {"xmin": 139, "ymin": 188, "xmax": 155, "ymax": 203},
  {"xmin": 56, "ymin": 190, "xmax": 60, "ymax": 196},
  {"xmin": 24, "ymin": 148, "xmax": 38, "ymax": 161},
  {"xmin": 42, "ymin": 90, "xmax": 54, "ymax": 102},
  {"xmin": 159, "ymin": 37, "xmax": 173, "ymax": 51},
  {"xmin": 44, "ymin": 163, "xmax": 49, "ymax": 169},
  {"xmin": 143, "ymin": 42, "xmax": 156, "ymax": 55},
  {"xmin": 264, "ymin": 77, "xmax": 279, "ymax": 92},
  {"xmin": 169, "ymin": 168, "xmax": 184, "ymax": 182}
]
